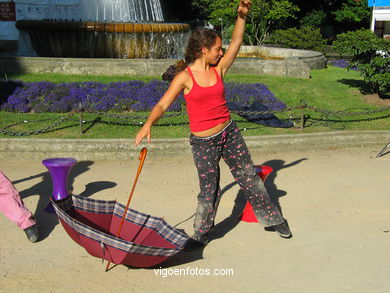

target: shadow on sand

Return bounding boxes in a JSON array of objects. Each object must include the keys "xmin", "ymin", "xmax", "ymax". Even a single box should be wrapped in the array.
[
  {"xmin": 16, "ymin": 160, "xmax": 116, "ymax": 241},
  {"xmin": 153, "ymin": 158, "xmax": 308, "ymax": 268},
  {"xmin": 208, "ymin": 158, "xmax": 307, "ymax": 242}
]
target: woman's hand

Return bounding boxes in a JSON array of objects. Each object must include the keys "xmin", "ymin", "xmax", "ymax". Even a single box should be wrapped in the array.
[
  {"xmin": 133, "ymin": 69, "xmax": 187, "ymax": 148},
  {"xmin": 134, "ymin": 124, "xmax": 151, "ymax": 147},
  {"xmin": 238, "ymin": 0, "xmax": 251, "ymax": 19}
]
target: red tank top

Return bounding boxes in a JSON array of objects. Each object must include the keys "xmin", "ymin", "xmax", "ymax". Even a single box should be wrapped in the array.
[{"xmin": 184, "ymin": 67, "xmax": 230, "ymax": 132}]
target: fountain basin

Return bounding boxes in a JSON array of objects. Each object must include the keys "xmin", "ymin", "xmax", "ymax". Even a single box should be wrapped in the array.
[
  {"xmin": 238, "ymin": 45, "xmax": 327, "ymax": 70},
  {"xmin": 227, "ymin": 45, "xmax": 326, "ymax": 79},
  {"xmin": 16, "ymin": 20, "xmax": 190, "ymax": 59},
  {"xmin": 0, "ymin": 45, "xmax": 326, "ymax": 79}
]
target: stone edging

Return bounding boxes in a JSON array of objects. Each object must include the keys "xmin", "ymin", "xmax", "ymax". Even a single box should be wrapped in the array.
[{"xmin": 1, "ymin": 130, "xmax": 389, "ymax": 161}]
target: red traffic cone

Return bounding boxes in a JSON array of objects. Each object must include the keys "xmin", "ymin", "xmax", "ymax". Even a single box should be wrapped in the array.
[{"xmin": 240, "ymin": 165, "xmax": 273, "ymax": 223}]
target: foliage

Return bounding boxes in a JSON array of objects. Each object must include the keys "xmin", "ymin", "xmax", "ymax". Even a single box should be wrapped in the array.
[
  {"xmin": 0, "ymin": 79, "xmax": 288, "ymax": 113},
  {"xmin": 267, "ymin": 26, "xmax": 327, "ymax": 52},
  {"xmin": 299, "ymin": 9, "xmax": 327, "ymax": 27},
  {"xmin": 190, "ymin": 0, "xmax": 213, "ymax": 23},
  {"xmin": 292, "ymin": 0, "xmax": 371, "ymax": 37},
  {"xmin": 0, "ymin": 80, "xmax": 23, "ymax": 107},
  {"xmin": 208, "ymin": 0, "xmax": 237, "ymax": 23},
  {"xmin": 2, "ymin": 67, "xmax": 390, "ymax": 138},
  {"xmin": 224, "ymin": 82, "xmax": 287, "ymax": 111},
  {"xmin": 247, "ymin": 0, "xmax": 299, "ymax": 45},
  {"xmin": 190, "ymin": 0, "xmax": 371, "ymax": 41},
  {"xmin": 191, "ymin": 0, "xmax": 299, "ymax": 46},
  {"xmin": 328, "ymin": 59, "xmax": 358, "ymax": 70},
  {"xmin": 333, "ymin": 0, "xmax": 371, "ymax": 28},
  {"xmin": 1, "ymin": 80, "xmax": 179, "ymax": 113},
  {"xmin": 333, "ymin": 29, "xmax": 390, "ymax": 96}
]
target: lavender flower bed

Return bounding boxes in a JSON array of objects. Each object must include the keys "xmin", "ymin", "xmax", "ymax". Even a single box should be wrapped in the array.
[
  {"xmin": 328, "ymin": 59, "xmax": 358, "ymax": 71},
  {"xmin": 0, "ymin": 80, "xmax": 287, "ymax": 113},
  {"xmin": 225, "ymin": 82, "xmax": 286, "ymax": 111}
]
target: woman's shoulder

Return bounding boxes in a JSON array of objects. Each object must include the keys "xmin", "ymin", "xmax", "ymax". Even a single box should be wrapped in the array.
[
  {"xmin": 174, "ymin": 68, "xmax": 191, "ymax": 82},
  {"xmin": 168, "ymin": 68, "xmax": 192, "ymax": 92}
]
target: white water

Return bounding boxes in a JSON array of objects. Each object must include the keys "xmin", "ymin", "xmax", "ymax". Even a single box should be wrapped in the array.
[
  {"xmin": 15, "ymin": 0, "xmax": 164, "ymax": 22},
  {"xmin": 1, "ymin": 0, "xmax": 188, "ymax": 58}
]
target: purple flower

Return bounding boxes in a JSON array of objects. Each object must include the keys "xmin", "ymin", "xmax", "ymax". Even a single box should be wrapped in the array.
[
  {"xmin": 1, "ymin": 79, "xmax": 287, "ymax": 113},
  {"xmin": 329, "ymin": 59, "xmax": 358, "ymax": 71},
  {"xmin": 225, "ymin": 82, "xmax": 287, "ymax": 111}
]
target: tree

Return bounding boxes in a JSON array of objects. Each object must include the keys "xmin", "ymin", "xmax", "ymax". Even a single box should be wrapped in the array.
[
  {"xmin": 196, "ymin": 0, "xmax": 299, "ymax": 45},
  {"xmin": 162, "ymin": 0, "xmax": 195, "ymax": 23},
  {"xmin": 291, "ymin": 0, "xmax": 371, "ymax": 38},
  {"xmin": 248, "ymin": 0, "xmax": 300, "ymax": 45},
  {"xmin": 333, "ymin": 29, "xmax": 390, "ymax": 97},
  {"xmin": 267, "ymin": 26, "xmax": 326, "ymax": 52},
  {"xmin": 333, "ymin": 0, "xmax": 371, "ymax": 31},
  {"xmin": 190, "ymin": 0, "xmax": 372, "ymax": 42},
  {"xmin": 189, "ymin": 0, "xmax": 213, "ymax": 25}
]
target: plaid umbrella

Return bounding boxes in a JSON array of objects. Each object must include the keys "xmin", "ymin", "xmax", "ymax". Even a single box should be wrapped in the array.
[{"xmin": 52, "ymin": 194, "xmax": 189, "ymax": 268}]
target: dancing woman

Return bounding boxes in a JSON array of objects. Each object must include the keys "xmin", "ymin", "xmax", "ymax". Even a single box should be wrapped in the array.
[{"xmin": 135, "ymin": 0, "xmax": 291, "ymax": 247}]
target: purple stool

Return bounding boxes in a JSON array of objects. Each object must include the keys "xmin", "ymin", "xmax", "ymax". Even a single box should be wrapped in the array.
[{"xmin": 42, "ymin": 158, "xmax": 77, "ymax": 212}]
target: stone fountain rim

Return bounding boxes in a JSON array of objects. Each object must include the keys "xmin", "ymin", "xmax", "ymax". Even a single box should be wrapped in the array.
[
  {"xmin": 15, "ymin": 20, "xmax": 191, "ymax": 33},
  {"xmin": 237, "ymin": 45, "xmax": 325, "ymax": 59}
]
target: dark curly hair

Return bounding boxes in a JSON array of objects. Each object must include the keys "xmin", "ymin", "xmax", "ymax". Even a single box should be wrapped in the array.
[
  {"xmin": 185, "ymin": 28, "xmax": 221, "ymax": 65},
  {"xmin": 164, "ymin": 28, "xmax": 221, "ymax": 78}
]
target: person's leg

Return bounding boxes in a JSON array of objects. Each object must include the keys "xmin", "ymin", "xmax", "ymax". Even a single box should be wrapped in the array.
[
  {"xmin": 0, "ymin": 171, "xmax": 38, "ymax": 242},
  {"xmin": 0, "ymin": 171, "xmax": 36, "ymax": 230},
  {"xmin": 190, "ymin": 135, "xmax": 223, "ymax": 243},
  {"xmin": 221, "ymin": 122, "xmax": 291, "ymax": 237}
]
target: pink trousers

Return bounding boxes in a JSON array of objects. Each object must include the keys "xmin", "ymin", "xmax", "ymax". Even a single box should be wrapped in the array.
[{"xmin": 0, "ymin": 171, "xmax": 35, "ymax": 230}]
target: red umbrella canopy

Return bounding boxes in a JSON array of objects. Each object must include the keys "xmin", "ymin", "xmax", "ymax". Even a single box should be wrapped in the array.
[{"xmin": 52, "ymin": 195, "xmax": 189, "ymax": 268}]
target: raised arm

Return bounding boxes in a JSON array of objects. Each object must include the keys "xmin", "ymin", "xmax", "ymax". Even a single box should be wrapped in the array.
[
  {"xmin": 134, "ymin": 71, "xmax": 187, "ymax": 146},
  {"xmin": 219, "ymin": 0, "xmax": 251, "ymax": 76}
]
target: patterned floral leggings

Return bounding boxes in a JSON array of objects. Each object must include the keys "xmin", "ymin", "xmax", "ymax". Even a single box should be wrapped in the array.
[{"xmin": 189, "ymin": 120, "xmax": 284, "ymax": 241}]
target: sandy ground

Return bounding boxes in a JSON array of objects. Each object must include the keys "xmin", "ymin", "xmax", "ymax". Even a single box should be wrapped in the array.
[{"xmin": 0, "ymin": 146, "xmax": 389, "ymax": 293}]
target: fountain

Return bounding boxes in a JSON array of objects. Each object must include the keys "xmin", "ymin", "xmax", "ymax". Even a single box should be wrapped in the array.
[
  {"xmin": 14, "ymin": 0, "xmax": 190, "ymax": 59},
  {"xmin": 0, "ymin": 0, "xmax": 325, "ymax": 78}
]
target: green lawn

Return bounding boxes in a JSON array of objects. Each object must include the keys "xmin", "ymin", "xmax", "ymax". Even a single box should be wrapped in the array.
[{"xmin": 1, "ymin": 66, "xmax": 390, "ymax": 139}]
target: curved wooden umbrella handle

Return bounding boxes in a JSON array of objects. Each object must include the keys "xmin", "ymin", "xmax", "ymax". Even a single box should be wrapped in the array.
[{"xmin": 137, "ymin": 147, "xmax": 147, "ymax": 175}]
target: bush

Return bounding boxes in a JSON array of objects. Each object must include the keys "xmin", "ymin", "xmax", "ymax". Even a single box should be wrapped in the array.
[
  {"xmin": 0, "ymin": 79, "xmax": 24, "ymax": 108},
  {"xmin": 1, "ymin": 80, "xmax": 180, "ymax": 113},
  {"xmin": 266, "ymin": 26, "xmax": 327, "ymax": 53},
  {"xmin": 0, "ymin": 80, "xmax": 288, "ymax": 113},
  {"xmin": 333, "ymin": 29, "xmax": 390, "ymax": 96},
  {"xmin": 328, "ymin": 59, "xmax": 358, "ymax": 70}
]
